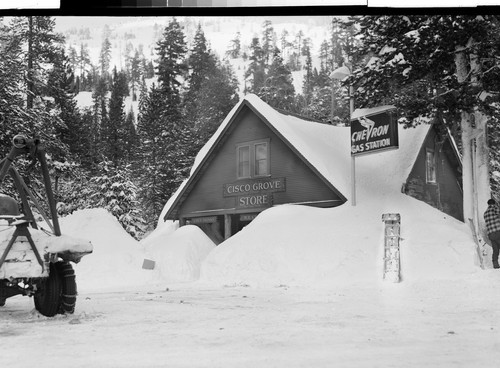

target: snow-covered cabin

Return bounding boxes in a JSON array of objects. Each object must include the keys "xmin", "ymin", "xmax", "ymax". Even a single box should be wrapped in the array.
[{"xmin": 161, "ymin": 94, "xmax": 462, "ymax": 243}]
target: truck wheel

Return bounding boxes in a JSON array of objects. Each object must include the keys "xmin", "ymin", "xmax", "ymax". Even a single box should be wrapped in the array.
[
  {"xmin": 34, "ymin": 263, "xmax": 62, "ymax": 317},
  {"xmin": 56, "ymin": 261, "xmax": 77, "ymax": 314}
]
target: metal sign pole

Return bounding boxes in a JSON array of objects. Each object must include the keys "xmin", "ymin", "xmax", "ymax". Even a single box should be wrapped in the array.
[{"xmin": 350, "ymin": 84, "xmax": 356, "ymax": 206}]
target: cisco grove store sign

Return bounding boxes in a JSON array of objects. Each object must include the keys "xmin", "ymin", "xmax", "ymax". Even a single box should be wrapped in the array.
[
  {"xmin": 350, "ymin": 106, "xmax": 398, "ymax": 156},
  {"xmin": 223, "ymin": 177, "xmax": 286, "ymax": 209}
]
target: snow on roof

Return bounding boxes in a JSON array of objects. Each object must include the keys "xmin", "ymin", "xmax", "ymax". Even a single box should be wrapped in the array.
[
  {"xmin": 351, "ymin": 105, "xmax": 397, "ymax": 120},
  {"xmin": 160, "ymin": 94, "xmax": 431, "ymax": 223}
]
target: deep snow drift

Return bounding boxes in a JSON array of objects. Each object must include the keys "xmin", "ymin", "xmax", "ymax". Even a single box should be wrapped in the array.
[
  {"xmin": 58, "ymin": 208, "xmax": 151, "ymax": 291},
  {"xmin": 199, "ymin": 197, "xmax": 479, "ymax": 288},
  {"xmin": 49, "ymin": 192, "xmax": 484, "ymax": 293},
  {"xmin": 142, "ymin": 224, "xmax": 215, "ymax": 283}
]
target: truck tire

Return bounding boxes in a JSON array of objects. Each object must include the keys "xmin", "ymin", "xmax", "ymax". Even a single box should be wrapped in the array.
[
  {"xmin": 56, "ymin": 261, "xmax": 77, "ymax": 314},
  {"xmin": 34, "ymin": 262, "xmax": 62, "ymax": 317}
]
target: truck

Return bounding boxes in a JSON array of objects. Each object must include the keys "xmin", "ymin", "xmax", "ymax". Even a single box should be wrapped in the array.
[{"xmin": 0, "ymin": 135, "xmax": 92, "ymax": 316}]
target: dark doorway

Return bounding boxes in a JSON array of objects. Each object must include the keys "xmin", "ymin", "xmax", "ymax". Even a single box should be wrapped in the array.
[{"xmin": 189, "ymin": 215, "xmax": 225, "ymax": 245}]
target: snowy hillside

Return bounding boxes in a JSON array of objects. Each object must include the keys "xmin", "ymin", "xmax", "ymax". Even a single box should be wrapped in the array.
[
  {"xmin": 74, "ymin": 77, "xmax": 157, "ymax": 117},
  {"xmin": 57, "ymin": 15, "xmax": 325, "ymax": 105},
  {"xmin": 56, "ymin": 16, "xmax": 330, "ymax": 70}
]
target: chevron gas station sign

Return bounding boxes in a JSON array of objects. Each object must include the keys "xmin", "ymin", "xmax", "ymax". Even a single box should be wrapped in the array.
[{"xmin": 350, "ymin": 106, "xmax": 399, "ymax": 156}]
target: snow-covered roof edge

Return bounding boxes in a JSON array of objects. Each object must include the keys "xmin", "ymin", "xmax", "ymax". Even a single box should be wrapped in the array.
[{"xmin": 351, "ymin": 105, "xmax": 397, "ymax": 120}]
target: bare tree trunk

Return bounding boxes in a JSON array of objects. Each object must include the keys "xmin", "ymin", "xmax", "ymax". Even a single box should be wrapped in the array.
[
  {"xmin": 27, "ymin": 16, "xmax": 34, "ymax": 110},
  {"xmin": 455, "ymin": 45, "xmax": 474, "ymax": 224},
  {"xmin": 469, "ymin": 38, "xmax": 491, "ymax": 236},
  {"xmin": 473, "ymin": 112, "xmax": 491, "ymax": 237}
]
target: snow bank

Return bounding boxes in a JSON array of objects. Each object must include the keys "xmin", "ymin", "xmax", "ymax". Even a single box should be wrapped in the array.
[
  {"xmin": 200, "ymin": 195, "xmax": 478, "ymax": 288},
  {"xmin": 58, "ymin": 208, "xmax": 150, "ymax": 291},
  {"xmin": 142, "ymin": 224, "xmax": 215, "ymax": 283}
]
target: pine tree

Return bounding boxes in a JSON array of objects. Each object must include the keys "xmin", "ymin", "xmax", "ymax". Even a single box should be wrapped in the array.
[
  {"xmin": 101, "ymin": 68, "xmax": 129, "ymax": 166},
  {"xmin": 302, "ymin": 42, "xmax": 314, "ymax": 101},
  {"xmin": 135, "ymin": 84, "xmax": 175, "ymax": 223},
  {"xmin": 190, "ymin": 59, "xmax": 239, "ymax": 142},
  {"xmin": 10, "ymin": 16, "xmax": 64, "ymax": 110},
  {"xmin": 123, "ymin": 41, "xmax": 134, "ymax": 77},
  {"xmin": 330, "ymin": 18, "xmax": 344, "ymax": 70},
  {"xmin": 319, "ymin": 40, "xmax": 330, "ymax": 73},
  {"xmin": 294, "ymin": 30, "xmax": 304, "ymax": 70},
  {"xmin": 90, "ymin": 161, "xmax": 145, "ymax": 238},
  {"xmin": 68, "ymin": 45, "xmax": 78, "ymax": 79},
  {"xmin": 226, "ymin": 31, "xmax": 241, "ymax": 59},
  {"xmin": 259, "ymin": 47, "xmax": 295, "ymax": 112},
  {"xmin": 58, "ymin": 160, "xmax": 145, "ymax": 239},
  {"xmin": 155, "ymin": 17, "xmax": 187, "ymax": 110},
  {"xmin": 130, "ymin": 49, "xmax": 142, "ymax": 101},
  {"xmin": 99, "ymin": 36, "xmax": 112, "ymax": 77},
  {"xmin": 144, "ymin": 59, "xmax": 155, "ymax": 79},
  {"xmin": 245, "ymin": 37, "xmax": 266, "ymax": 94},
  {"xmin": 123, "ymin": 108, "xmax": 138, "ymax": 163},
  {"xmin": 300, "ymin": 86, "xmax": 336, "ymax": 123},
  {"xmin": 78, "ymin": 43, "xmax": 91, "ymax": 87},
  {"xmin": 74, "ymin": 108, "xmax": 94, "ymax": 168},
  {"xmin": 280, "ymin": 29, "xmax": 291, "ymax": 62},
  {"xmin": 186, "ymin": 24, "xmax": 214, "ymax": 101},
  {"xmin": 44, "ymin": 46, "xmax": 82, "ymax": 160},
  {"xmin": 150, "ymin": 17, "xmax": 194, "ymax": 221},
  {"xmin": 6, "ymin": 16, "xmax": 68, "ymax": 153},
  {"xmin": 261, "ymin": 20, "xmax": 275, "ymax": 65},
  {"xmin": 91, "ymin": 76, "xmax": 108, "ymax": 165},
  {"xmin": 184, "ymin": 24, "xmax": 217, "ymax": 128}
]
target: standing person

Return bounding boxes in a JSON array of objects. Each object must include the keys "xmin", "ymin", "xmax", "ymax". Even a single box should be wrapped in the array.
[{"xmin": 484, "ymin": 198, "xmax": 500, "ymax": 269}]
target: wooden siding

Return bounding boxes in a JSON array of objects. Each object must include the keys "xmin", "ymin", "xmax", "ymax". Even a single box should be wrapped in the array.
[
  {"xmin": 405, "ymin": 127, "xmax": 463, "ymax": 221},
  {"xmin": 177, "ymin": 106, "xmax": 344, "ymax": 218}
]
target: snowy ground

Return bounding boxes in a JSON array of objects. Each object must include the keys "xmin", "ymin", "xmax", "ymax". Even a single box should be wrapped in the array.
[
  {"xmin": 1, "ymin": 205, "xmax": 500, "ymax": 367},
  {"xmin": 1, "ymin": 276, "xmax": 500, "ymax": 368}
]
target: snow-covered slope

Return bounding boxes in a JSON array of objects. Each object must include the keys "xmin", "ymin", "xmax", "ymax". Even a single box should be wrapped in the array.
[
  {"xmin": 141, "ymin": 224, "xmax": 215, "ymax": 283},
  {"xmin": 59, "ymin": 208, "xmax": 151, "ymax": 291},
  {"xmin": 199, "ymin": 196, "xmax": 477, "ymax": 288}
]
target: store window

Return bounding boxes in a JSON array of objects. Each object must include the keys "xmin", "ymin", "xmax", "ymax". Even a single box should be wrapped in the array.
[
  {"xmin": 238, "ymin": 145, "xmax": 250, "ymax": 178},
  {"xmin": 236, "ymin": 139, "xmax": 270, "ymax": 179},
  {"xmin": 426, "ymin": 148, "xmax": 436, "ymax": 183}
]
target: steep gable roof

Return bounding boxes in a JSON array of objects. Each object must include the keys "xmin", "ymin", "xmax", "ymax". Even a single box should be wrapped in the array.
[{"xmin": 160, "ymin": 94, "xmax": 442, "ymax": 223}]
